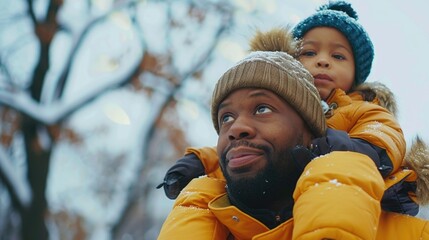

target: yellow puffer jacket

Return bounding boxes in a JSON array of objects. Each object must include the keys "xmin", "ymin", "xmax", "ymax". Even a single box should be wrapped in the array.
[
  {"xmin": 158, "ymin": 152, "xmax": 429, "ymax": 239},
  {"xmin": 326, "ymin": 88, "xmax": 405, "ymax": 174}
]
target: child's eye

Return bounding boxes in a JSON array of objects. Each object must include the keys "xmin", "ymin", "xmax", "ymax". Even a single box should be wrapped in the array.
[
  {"xmin": 300, "ymin": 50, "xmax": 316, "ymax": 57},
  {"xmin": 332, "ymin": 54, "xmax": 346, "ymax": 60},
  {"xmin": 255, "ymin": 105, "xmax": 272, "ymax": 114},
  {"xmin": 220, "ymin": 114, "xmax": 234, "ymax": 125}
]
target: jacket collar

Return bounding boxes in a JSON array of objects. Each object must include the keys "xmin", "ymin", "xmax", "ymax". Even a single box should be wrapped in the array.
[{"xmin": 210, "ymin": 193, "xmax": 294, "ymax": 239}]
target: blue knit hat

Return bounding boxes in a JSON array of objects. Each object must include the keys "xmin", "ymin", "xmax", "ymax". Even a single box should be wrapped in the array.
[{"xmin": 292, "ymin": 1, "xmax": 374, "ymax": 85}]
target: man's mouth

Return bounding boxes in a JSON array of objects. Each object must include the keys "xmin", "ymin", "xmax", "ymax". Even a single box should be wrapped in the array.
[{"xmin": 226, "ymin": 146, "xmax": 264, "ymax": 171}]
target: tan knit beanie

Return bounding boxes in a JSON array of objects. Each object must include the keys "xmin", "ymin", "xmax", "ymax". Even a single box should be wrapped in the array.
[{"xmin": 211, "ymin": 51, "xmax": 327, "ymax": 137}]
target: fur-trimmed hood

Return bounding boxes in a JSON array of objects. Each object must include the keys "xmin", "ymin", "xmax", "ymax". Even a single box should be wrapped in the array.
[
  {"xmin": 354, "ymin": 81, "xmax": 398, "ymax": 117},
  {"xmin": 249, "ymin": 26, "xmax": 429, "ymax": 205},
  {"xmin": 405, "ymin": 136, "xmax": 429, "ymax": 204}
]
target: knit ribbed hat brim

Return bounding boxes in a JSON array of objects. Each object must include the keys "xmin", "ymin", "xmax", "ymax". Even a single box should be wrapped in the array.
[{"xmin": 211, "ymin": 51, "xmax": 326, "ymax": 137}]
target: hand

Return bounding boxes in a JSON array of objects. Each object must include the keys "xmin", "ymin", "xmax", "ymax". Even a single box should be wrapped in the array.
[
  {"xmin": 311, "ymin": 128, "xmax": 352, "ymax": 156},
  {"xmin": 291, "ymin": 145, "xmax": 317, "ymax": 171},
  {"xmin": 157, "ymin": 153, "xmax": 205, "ymax": 199},
  {"xmin": 281, "ymin": 146, "xmax": 316, "ymax": 196}
]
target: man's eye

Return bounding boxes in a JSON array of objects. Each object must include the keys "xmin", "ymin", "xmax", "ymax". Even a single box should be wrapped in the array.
[
  {"xmin": 220, "ymin": 114, "xmax": 234, "ymax": 125},
  {"xmin": 255, "ymin": 105, "xmax": 272, "ymax": 114}
]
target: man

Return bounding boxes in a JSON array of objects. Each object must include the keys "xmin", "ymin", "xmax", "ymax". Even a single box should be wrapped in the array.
[{"xmin": 157, "ymin": 50, "xmax": 429, "ymax": 239}]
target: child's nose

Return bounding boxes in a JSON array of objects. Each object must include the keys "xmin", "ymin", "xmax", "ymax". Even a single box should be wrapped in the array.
[
  {"xmin": 317, "ymin": 54, "xmax": 329, "ymax": 68},
  {"xmin": 317, "ymin": 59, "xmax": 330, "ymax": 68}
]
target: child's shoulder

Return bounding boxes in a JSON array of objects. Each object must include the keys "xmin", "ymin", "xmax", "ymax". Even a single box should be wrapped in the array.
[{"xmin": 351, "ymin": 82, "xmax": 398, "ymax": 117}]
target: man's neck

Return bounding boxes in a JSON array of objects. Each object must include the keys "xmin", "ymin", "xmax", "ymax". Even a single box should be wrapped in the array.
[{"xmin": 227, "ymin": 190, "xmax": 294, "ymax": 229}]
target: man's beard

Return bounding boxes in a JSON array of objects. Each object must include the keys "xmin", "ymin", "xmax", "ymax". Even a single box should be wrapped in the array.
[{"xmin": 221, "ymin": 140, "xmax": 300, "ymax": 209}]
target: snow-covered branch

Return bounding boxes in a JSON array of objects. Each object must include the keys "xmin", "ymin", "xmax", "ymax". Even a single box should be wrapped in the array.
[
  {"xmin": 0, "ymin": 145, "xmax": 31, "ymax": 208},
  {"xmin": 0, "ymin": 55, "xmax": 141, "ymax": 124}
]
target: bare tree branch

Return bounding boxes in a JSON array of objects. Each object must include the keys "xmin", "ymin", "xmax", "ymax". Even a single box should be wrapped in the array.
[
  {"xmin": 0, "ymin": 51, "xmax": 142, "ymax": 125},
  {"xmin": 26, "ymin": 0, "xmax": 37, "ymax": 24},
  {"xmin": 53, "ymin": 0, "xmax": 141, "ymax": 100}
]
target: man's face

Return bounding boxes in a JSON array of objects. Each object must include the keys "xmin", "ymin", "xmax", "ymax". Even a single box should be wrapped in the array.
[{"xmin": 216, "ymin": 88, "xmax": 312, "ymax": 206}]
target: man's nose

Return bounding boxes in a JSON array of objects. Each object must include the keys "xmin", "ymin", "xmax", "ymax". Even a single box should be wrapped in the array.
[{"xmin": 228, "ymin": 117, "xmax": 255, "ymax": 141}]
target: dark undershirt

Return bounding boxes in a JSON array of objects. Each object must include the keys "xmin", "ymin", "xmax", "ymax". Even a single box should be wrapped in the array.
[{"xmin": 227, "ymin": 189, "xmax": 293, "ymax": 229}]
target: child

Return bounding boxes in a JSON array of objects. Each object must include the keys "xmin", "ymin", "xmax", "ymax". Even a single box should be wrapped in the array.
[{"xmin": 158, "ymin": 1, "xmax": 418, "ymax": 216}]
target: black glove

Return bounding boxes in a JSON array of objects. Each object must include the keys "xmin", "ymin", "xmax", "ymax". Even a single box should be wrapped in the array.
[
  {"xmin": 310, "ymin": 128, "xmax": 354, "ymax": 156},
  {"xmin": 156, "ymin": 153, "xmax": 205, "ymax": 199},
  {"xmin": 281, "ymin": 146, "xmax": 316, "ymax": 196},
  {"xmin": 311, "ymin": 128, "xmax": 391, "ymax": 176},
  {"xmin": 291, "ymin": 145, "xmax": 317, "ymax": 172}
]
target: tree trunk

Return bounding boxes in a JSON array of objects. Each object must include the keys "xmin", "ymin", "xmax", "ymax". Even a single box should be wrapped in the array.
[{"xmin": 21, "ymin": 116, "xmax": 51, "ymax": 240}]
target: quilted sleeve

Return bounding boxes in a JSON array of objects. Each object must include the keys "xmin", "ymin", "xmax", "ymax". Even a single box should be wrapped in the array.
[
  {"xmin": 292, "ymin": 151, "xmax": 384, "ymax": 240},
  {"xmin": 339, "ymin": 102, "xmax": 405, "ymax": 175},
  {"xmin": 157, "ymin": 176, "xmax": 228, "ymax": 240}
]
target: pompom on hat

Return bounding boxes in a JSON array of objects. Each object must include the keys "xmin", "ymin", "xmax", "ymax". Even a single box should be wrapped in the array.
[
  {"xmin": 211, "ymin": 50, "xmax": 327, "ymax": 137},
  {"xmin": 292, "ymin": 1, "xmax": 374, "ymax": 85}
]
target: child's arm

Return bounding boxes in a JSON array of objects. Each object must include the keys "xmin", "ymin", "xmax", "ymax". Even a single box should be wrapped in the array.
[
  {"xmin": 158, "ymin": 146, "xmax": 220, "ymax": 199},
  {"xmin": 327, "ymin": 100, "xmax": 405, "ymax": 177},
  {"xmin": 347, "ymin": 103, "xmax": 405, "ymax": 176},
  {"xmin": 312, "ymin": 128, "xmax": 392, "ymax": 177},
  {"xmin": 157, "ymin": 153, "xmax": 205, "ymax": 199}
]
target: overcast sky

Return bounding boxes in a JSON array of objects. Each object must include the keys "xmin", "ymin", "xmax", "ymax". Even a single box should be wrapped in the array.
[{"xmin": 350, "ymin": 0, "xmax": 429, "ymax": 145}]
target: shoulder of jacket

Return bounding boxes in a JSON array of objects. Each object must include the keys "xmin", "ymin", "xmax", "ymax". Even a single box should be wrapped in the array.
[{"xmin": 353, "ymin": 81, "xmax": 398, "ymax": 118}]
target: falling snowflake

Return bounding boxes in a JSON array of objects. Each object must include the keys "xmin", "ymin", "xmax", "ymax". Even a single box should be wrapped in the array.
[{"xmin": 329, "ymin": 179, "xmax": 342, "ymax": 186}]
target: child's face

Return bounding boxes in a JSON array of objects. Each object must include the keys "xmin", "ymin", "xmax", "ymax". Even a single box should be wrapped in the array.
[{"xmin": 298, "ymin": 27, "xmax": 355, "ymax": 100}]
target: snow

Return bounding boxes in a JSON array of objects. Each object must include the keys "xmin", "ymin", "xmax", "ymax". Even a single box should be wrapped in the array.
[
  {"xmin": 329, "ymin": 179, "xmax": 342, "ymax": 187},
  {"xmin": 0, "ymin": 146, "xmax": 31, "ymax": 207},
  {"xmin": 61, "ymin": 11, "xmax": 144, "ymax": 104}
]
